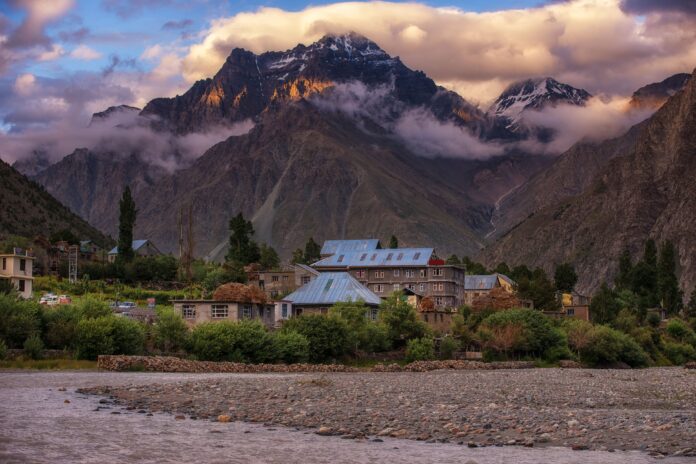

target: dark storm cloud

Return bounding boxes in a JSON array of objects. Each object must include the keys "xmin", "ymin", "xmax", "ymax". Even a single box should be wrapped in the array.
[
  {"xmin": 162, "ymin": 19, "xmax": 193, "ymax": 30},
  {"xmin": 621, "ymin": 0, "xmax": 696, "ymax": 15}
]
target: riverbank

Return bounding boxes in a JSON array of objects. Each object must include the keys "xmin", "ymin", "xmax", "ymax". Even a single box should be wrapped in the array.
[{"xmin": 79, "ymin": 367, "xmax": 696, "ymax": 458}]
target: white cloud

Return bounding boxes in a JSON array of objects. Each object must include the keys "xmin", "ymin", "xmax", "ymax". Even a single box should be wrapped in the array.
[
  {"xmin": 37, "ymin": 43, "xmax": 64, "ymax": 61},
  {"xmin": 69, "ymin": 45, "xmax": 102, "ymax": 60},
  {"xmin": 13, "ymin": 73, "xmax": 36, "ymax": 96}
]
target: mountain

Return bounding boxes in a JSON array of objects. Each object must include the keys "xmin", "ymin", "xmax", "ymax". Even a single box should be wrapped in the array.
[
  {"xmin": 0, "ymin": 159, "xmax": 110, "ymax": 246},
  {"xmin": 141, "ymin": 32, "xmax": 503, "ymax": 138},
  {"xmin": 629, "ymin": 73, "xmax": 691, "ymax": 111},
  {"xmin": 480, "ymin": 68, "xmax": 696, "ymax": 296},
  {"xmin": 489, "ymin": 77, "xmax": 591, "ymax": 133}
]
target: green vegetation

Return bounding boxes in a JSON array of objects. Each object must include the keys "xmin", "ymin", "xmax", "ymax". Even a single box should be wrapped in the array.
[
  {"xmin": 388, "ymin": 235, "xmax": 399, "ymax": 249},
  {"xmin": 291, "ymin": 237, "xmax": 322, "ymax": 265},
  {"xmin": 282, "ymin": 315, "xmax": 350, "ymax": 363},
  {"xmin": 405, "ymin": 337, "xmax": 435, "ymax": 362},
  {"xmin": 379, "ymin": 293, "xmax": 429, "ymax": 346},
  {"xmin": 117, "ymin": 186, "xmax": 137, "ymax": 264}
]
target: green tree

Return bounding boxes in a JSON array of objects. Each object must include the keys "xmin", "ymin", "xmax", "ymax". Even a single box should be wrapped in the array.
[
  {"xmin": 259, "ymin": 243, "xmax": 280, "ymax": 270},
  {"xmin": 23, "ymin": 334, "xmax": 44, "ymax": 360},
  {"xmin": 590, "ymin": 283, "xmax": 621, "ymax": 324},
  {"xmin": 462, "ymin": 256, "xmax": 487, "ymax": 274},
  {"xmin": 446, "ymin": 254, "xmax": 461, "ymax": 265},
  {"xmin": 516, "ymin": 269, "xmax": 559, "ymax": 311},
  {"xmin": 154, "ymin": 308, "xmax": 189, "ymax": 352},
  {"xmin": 189, "ymin": 320, "xmax": 274, "ymax": 363},
  {"xmin": 281, "ymin": 315, "xmax": 350, "ymax": 363},
  {"xmin": 0, "ymin": 279, "xmax": 14, "ymax": 295},
  {"xmin": 271, "ymin": 331, "xmax": 310, "ymax": 364},
  {"xmin": 657, "ymin": 241, "xmax": 682, "ymax": 314},
  {"xmin": 580, "ymin": 325, "xmax": 648, "ymax": 367},
  {"xmin": 631, "ymin": 261, "xmax": 659, "ymax": 308},
  {"xmin": 329, "ymin": 301, "xmax": 391, "ymax": 353},
  {"xmin": 43, "ymin": 305, "xmax": 81, "ymax": 350},
  {"xmin": 493, "ymin": 262, "xmax": 511, "ymax": 275},
  {"xmin": 290, "ymin": 248, "xmax": 305, "ymax": 265},
  {"xmin": 303, "ymin": 238, "xmax": 321, "ymax": 264},
  {"xmin": 686, "ymin": 288, "xmax": 696, "ymax": 318},
  {"xmin": 554, "ymin": 263, "xmax": 578, "ymax": 293},
  {"xmin": 117, "ymin": 186, "xmax": 137, "ymax": 264},
  {"xmin": 379, "ymin": 293, "xmax": 429, "ymax": 346},
  {"xmin": 225, "ymin": 213, "xmax": 260, "ymax": 265},
  {"xmin": 405, "ymin": 337, "xmax": 435, "ymax": 362},
  {"xmin": 510, "ymin": 265, "xmax": 533, "ymax": 282},
  {"xmin": 0, "ymin": 295, "xmax": 42, "ymax": 348},
  {"xmin": 388, "ymin": 235, "xmax": 399, "ymax": 249},
  {"xmin": 75, "ymin": 318, "xmax": 115, "ymax": 360},
  {"xmin": 643, "ymin": 239, "xmax": 657, "ymax": 269},
  {"xmin": 49, "ymin": 228, "xmax": 80, "ymax": 245},
  {"xmin": 615, "ymin": 249, "xmax": 633, "ymax": 290}
]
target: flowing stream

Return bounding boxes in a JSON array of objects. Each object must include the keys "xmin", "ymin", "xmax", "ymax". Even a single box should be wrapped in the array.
[{"xmin": 0, "ymin": 371, "xmax": 691, "ymax": 464}]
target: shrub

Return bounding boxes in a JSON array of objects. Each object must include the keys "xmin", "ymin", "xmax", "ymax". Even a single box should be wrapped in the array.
[
  {"xmin": 439, "ymin": 336, "xmax": 459, "ymax": 360},
  {"xmin": 272, "ymin": 331, "xmax": 310, "ymax": 364},
  {"xmin": 74, "ymin": 297, "xmax": 111, "ymax": 319},
  {"xmin": 580, "ymin": 325, "xmax": 649, "ymax": 367},
  {"xmin": 0, "ymin": 338, "xmax": 7, "ymax": 360},
  {"xmin": 361, "ymin": 323, "xmax": 392, "ymax": 353},
  {"xmin": 23, "ymin": 334, "xmax": 44, "ymax": 360},
  {"xmin": 42, "ymin": 305, "xmax": 81, "ymax": 350},
  {"xmin": 76, "ymin": 317, "xmax": 115, "ymax": 360},
  {"xmin": 665, "ymin": 319, "xmax": 694, "ymax": 343},
  {"xmin": 0, "ymin": 295, "xmax": 42, "ymax": 348},
  {"xmin": 405, "ymin": 337, "xmax": 435, "ymax": 362},
  {"xmin": 154, "ymin": 308, "xmax": 189, "ymax": 352},
  {"xmin": 110, "ymin": 317, "xmax": 146, "ymax": 355},
  {"xmin": 663, "ymin": 341, "xmax": 696, "ymax": 365},
  {"xmin": 562, "ymin": 319, "xmax": 593, "ymax": 356},
  {"xmin": 189, "ymin": 320, "xmax": 274, "ymax": 363},
  {"xmin": 379, "ymin": 293, "xmax": 429, "ymax": 346},
  {"xmin": 329, "ymin": 302, "xmax": 391, "ymax": 353},
  {"xmin": 282, "ymin": 315, "xmax": 350, "ymax": 363}
]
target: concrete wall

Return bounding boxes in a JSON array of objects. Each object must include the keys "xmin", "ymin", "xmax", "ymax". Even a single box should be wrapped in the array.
[{"xmin": 173, "ymin": 300, "xmax": 275, "ymax": 328}]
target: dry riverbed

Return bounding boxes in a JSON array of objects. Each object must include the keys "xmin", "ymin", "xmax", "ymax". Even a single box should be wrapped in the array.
[{"xmin": 80, "ymin": 367, "xmax": 696, "ymax": 458}]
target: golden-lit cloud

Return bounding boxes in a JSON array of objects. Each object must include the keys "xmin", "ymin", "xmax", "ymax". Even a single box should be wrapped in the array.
[{"xmin": 181, "ymin": 0, "xmax": 696, "ymax": 103}]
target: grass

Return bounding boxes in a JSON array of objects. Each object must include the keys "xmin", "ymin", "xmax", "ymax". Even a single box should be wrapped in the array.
[{"xmin": 0, "ymin": 358, "xmax": 98, "ymax": 370}]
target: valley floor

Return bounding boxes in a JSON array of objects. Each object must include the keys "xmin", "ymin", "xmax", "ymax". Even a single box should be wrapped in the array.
[{"xmin": 77, "ymin": 368, "xmax": 696, "ymax": 458}]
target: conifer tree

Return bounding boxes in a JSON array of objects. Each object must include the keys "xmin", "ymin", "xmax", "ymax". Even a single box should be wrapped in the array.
[{"xmin": 117, "ymin": 186, "xmax": 137, "ymax": 264}]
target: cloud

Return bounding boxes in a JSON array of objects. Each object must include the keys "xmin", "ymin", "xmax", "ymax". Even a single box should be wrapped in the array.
[
  {"xmin": 101, "ymin": 0, "xmax": 176, "ymax": 19},
  {"xmin": 181, "ymin": 0, "xmax": 696, "ymax": 103},
  {"xmin": 70, "ymin": 44, "xmax": 102, "ymax": 60},
  {"xmin": 4, "ymin": 0, "xmax": 75, "ymax": 49},
  {"xmin": 0, "ymin": 106, "xmax": 254, "ymax": 171},
  {"xmin": 162, "ymin": 19, "xmax": 193, "ymax": 30},
  {"xmin": 12, "ymin": 73, "xmax": 36, "ymax": 96},
  {"xmin": 58, "ymin": 27, "xmax": 90, "ymax": 43},
  {"xmin": 310, "ymin": 81, "xmax": 504, "ymax": 159},
  {"xmin": 621, "ymin": 0, "xmax": 696, "ymax": 15}
]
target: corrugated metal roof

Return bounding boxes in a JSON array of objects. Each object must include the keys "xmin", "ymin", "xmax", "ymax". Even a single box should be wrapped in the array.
[
  {"xmin": 294, "ymin": 263, "xmax": 320, "ymax": 276},
  {"xmin": 284, "ymin": 272, "xmax": 381, "ymax": 306},
  {"xmin": 320, "ymin": 239, "xmax": 381, "ymax": 256},
  {"xmin": 465, "ymin": 274, "xmax": 515, "ymax": 290},
  {"xmin": 313, "ymin": 248, "xmax": 434, "ymax": 268},
  {"xmin": 108, "ymin": 240, "xmax": 149, "ymax": 255}
]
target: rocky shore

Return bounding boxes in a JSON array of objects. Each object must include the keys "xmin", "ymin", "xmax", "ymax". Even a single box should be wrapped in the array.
[{"xmin": 80, "ymin": 367, "xmax": 696, "ymax": 458}]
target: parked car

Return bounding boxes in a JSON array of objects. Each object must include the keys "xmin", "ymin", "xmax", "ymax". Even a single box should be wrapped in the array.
[
  {"xmin": 117, "ymin": 301, "xmax": 137, "ymax": 310},
  {"xmin": 39, "ymin": 294, "xmax": 59, "ymax": 306},
  {"xmin": 58, "ymin": 295, "xmax": 72, "ymax": 305}
]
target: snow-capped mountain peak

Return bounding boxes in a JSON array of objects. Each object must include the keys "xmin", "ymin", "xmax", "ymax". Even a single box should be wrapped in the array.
[{"xmin": 490, "ymin": 77, "xmax": 591, "ymax": 129}]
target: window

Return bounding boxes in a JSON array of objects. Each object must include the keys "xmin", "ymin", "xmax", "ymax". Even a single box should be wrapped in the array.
[
  {"xmin": 419, "ymin": 283, "xmax": 425, "ymax": 292},
  {"xmin": 282, "ymin": 275, "xmax": 289, "ymax": 281},
  {"xmin": 420, "ymin": 269, "xmax": 426, "ymax": 278},
  {"xmin": 393, "ymin": 283, "xmax": 400, "ymax": 291},
  {"xmin": 356, "ymin": 270, "xmax": 366, "ymax": 278},
  {"xmin": 242, "ymin": 305, "xmax": 253, "ymax": 319},
  {"xmin": 432, "ymin": 283, "xmax": 444, "ymax": 291},
  {"xmin": 432, "ymin": 268, "xmax": 443, "ymax": 276},
  {"xmin": 1, "ymin": 258, "xmax": 5, "ymax": 270},
  {"xmin": 374, "ymin": 284, "xmax": 384, "ymax": 293},
  {"xmin": 360, "ymin": 253, "xmax": 367, "ymax": 261},
  {"xmin": 407, "ymin": 284, "xmax": 415, "ymax": 290},
  {"xmin": 405, "ymin": 269, "xmax": 414, "ymax": 277},
  {"xmin": 272, "ymin": 275, "xmax": 279, "ymax": 282},
  {"xmin": 435, "ymin": 297, "xmax": 443, "ymax": 306},
  {"xmin": 281, "ymin": 304, "xmax": 289, "ymax": 319},
  {"xmin": 301, "ymin": 276, "xmax": 311, "ymax": 284},
  {"xmin": 371, "ymin": 253, "xmax": 377, "ymax": 261},
  {"xmin": 375, "ymin": 271, "xmax": 384, "ymax": 279},
  {"xmin": 397, "ymin": 253, "xmax": 404, "ymax": 261},
  {"xmin": 324, "ymin": 279, "xmax": 334, "ymax": 291},
  {"xmin": 414, "ymin": 252, "xmax": 421, "ymax": 260},
  {"xmin": 567, "ymin": 308, "xmax": 575, "ymax": 316},
  {"xmin": 386, "ymin": 253, "xmax": 393, "ymax": 261},
  {"xmin": 182, "ymin": 305, "xmax": 196, "ymax": 319},
  {"xmin": 368, "ymin": 308, "xmax": 379, "ymax": 321},
  {"xmin": 319, "ymin": 307, "xmax": 328, "ymax": 315},
  {"xmin": 18, "ymin": 280, "xmax": 25, "ymax": 292},
  {"xmin": 337, "ymin": 255, "xmax": 345, "ymax": 263},
  {"xmin": 393, "ymin": 269, "xmax": 400, "ymax": 277},
  {"xmin": 19, "ymin": 259, "xmax": 25, "ymax": 272},
  {"xmin": 211, "ymin": 305, "xmax": 228, "ymax": 318}
]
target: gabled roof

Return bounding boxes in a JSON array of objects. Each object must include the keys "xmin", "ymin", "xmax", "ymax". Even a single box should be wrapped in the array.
[
  {"xmin": 284, "ymin": 272, "xmax": 381, "ymax": 306},
  {"xmin": 320, "ymin": 239, "xmax": 381, "ymax": 256},
  {"xmin": 294, "ymin": 263, "xmax": 320, "ymax": 275},
  {"xmin": 465, "ymin": 273, "xmax": 515, "ymax": 290},
  {"xmin": 313, "ymin": 248, "xmax": 434, "ymax": 268},
  {"xmin": 108, "ymin": 239, "xmax": 150, "ymax": 255}
]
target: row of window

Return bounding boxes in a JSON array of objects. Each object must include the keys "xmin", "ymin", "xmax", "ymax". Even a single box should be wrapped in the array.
[
  {"xmin": 356, "ymin": 268, "xmax": 444, "ymax": 279},
  {"xmin": 373, "ymin": 282, "xmax": 447, "ymax": 293},
  {"xmin": 181, "ymin": 304, "xmax": 259, "ymax": 320},
  {"xmin": 0, "ymin": 258, "xmax": 26, "ymax": 272}
]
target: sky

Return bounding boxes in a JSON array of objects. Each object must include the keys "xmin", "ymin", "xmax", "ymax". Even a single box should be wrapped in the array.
[{"xmin": 1, "ymin": 0, "xmax": 695, "ymax": 162}]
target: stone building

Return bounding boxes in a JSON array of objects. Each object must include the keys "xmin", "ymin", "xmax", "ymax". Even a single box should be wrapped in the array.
[
  {"xmin": 107, "ymin": 239, "xmax": 162, "ymax": 263},
  {"xmin": 247, "ymin": 264, "xmax": 319, "ymax": 298},
  {"xmin": 463, "ymin": 274, "xmax": 516, "ymax": 306}
]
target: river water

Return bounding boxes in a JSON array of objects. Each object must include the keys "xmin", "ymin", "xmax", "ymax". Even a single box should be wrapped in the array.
[{"xmin": 0, "ymin": 371, "xmax": 691, "ymax": 464}]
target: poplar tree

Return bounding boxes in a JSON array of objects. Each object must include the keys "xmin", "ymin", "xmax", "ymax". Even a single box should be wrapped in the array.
[
  {"xmin": 657, "ymin": 240, "xmax": 682, "ymax": 314},
  {"xmin": 117, "ymin": 186, "xmax": 137, "ymax": 264},
  {"xmin": 225, "ymin": 213, "xmax": 260, "ymax": 265}
]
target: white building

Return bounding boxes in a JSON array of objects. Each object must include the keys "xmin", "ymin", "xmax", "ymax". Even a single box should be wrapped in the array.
[{"xmin": 0, "ymin": 249, "xmax": 35, "ymax": 299}]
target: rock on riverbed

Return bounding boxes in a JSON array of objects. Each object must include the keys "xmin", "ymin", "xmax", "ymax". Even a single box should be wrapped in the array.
[{"xmin": 80, "ymin": 368, "xmax": 696, "ymax": 456}]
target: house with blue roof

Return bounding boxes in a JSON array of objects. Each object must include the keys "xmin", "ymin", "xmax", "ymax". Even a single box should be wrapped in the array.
[
  {"xmin": 284, "ymin": 272, "xmax": 382, "ymax": 319},
  {"xmin": 107, "ymin": 239, "xmax": 162, "ymax": 263},
  {"xmin": 463, "ymin": 273, "xmax": 516, "ymax": 305},
  {"xmin": 319, "ymin": 239, "xmax": 381, "ymax": 258}
]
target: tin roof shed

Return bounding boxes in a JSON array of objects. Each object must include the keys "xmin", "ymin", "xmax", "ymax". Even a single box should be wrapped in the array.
[{"xmin": 284, "ymin": 272, "xmax": 381, "ymax": 306}]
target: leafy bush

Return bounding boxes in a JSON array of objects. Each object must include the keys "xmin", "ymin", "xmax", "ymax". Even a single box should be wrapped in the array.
[
  {"xmin": 23, "ymin": 334, "xmax": 44, "ymax": 360},
  {"xmin": 74, "ymin": 297, "xmax": 111, "ymax": 319},
  {"xmin": 361, "ymin": 323, "xmax": 392, "ymax": 353},
  {"xmin": 75, "ymin": 316, "xmax": 145, "ymax": 360},
  {"xmin": 0, "ymin": 295, "xmax": 42, "ymax": 348},
  {"xmin": 405, "ymin": 337, "xmax": 435, "ymax": 362},
  {"xmin": 282, "ymin": 315, "xmax": 350, "ymax": 363},
  {"xmin": 272, "ymin": 331, "xmax": 310, "ymax": 364},
  {"xmin": 329, "ymin": 302, "xmax": 391, "ymax": 353},
  {"xmin": 154, "ymin": 308, "xmax": 189, "ymax": 352},
  {"xmin": 0, "ymin": 338, "xmax": 7, "ymax": 360},
  {"xmin": 379, "ymin": 294, "xmax": 429, "ymax": 346},
  {"xmin": 580, "ymin": 325, "xmax": 648, "ymax": 367},
  {"xmin": 663, "ymin": 341, "xmax": 696, "ymax": 365},
  {"xmin": 665, "ymin": 319, "xmax": 694, "ymax": 343},
  {"xmin": 189, "ymin": 320, "xmax": 274, "ymax": 363},
  {"xmin": 439, "ymin": 336, "xmax": 459, "ymax": 360},
  {"xmin": 42, "ymin": 305, "xmax": 81, "ymax": 350}
]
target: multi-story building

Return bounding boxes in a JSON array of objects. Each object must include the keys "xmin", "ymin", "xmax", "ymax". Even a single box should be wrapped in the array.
[
  {"xmin": 0, "ymin": 248, "xmax": 35, "ymax": 299},
  {"xmin": 312, "ymin": 243, "xmax": 466, "ymax": 309},
  {"xmin": 247, "ymin": 264, "xmax": 319, "ymax": 298},
  {"xmin": 463, "ymin": 273, "xmax": 517, "ymax": 306}
]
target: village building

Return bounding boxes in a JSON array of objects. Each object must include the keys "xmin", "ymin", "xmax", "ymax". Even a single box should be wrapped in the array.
[
  {"xmin": 544, "ymin": 291, "xmax": 591, "ymax": 321},
  {"xmin": 463, "ymin": 273, "xmax": 517, "ymax": 306},
  {"xmin": 0, "ymin": 248, "xmax": 34, "ymax": 298},
  {"xmin": 312, "ymin": 243, "xmax": 466, "ymax": 309},
  {"xmin": 107, "ymin": 239, "xmax": 162, "ymax": 263},
  {"xmin": 247, "ymin": 263, "xmax": 319, "ymax": 299},
  {"xmin": 320, "ymin": 239, "xmax": 381, "ymax": 258},
  {"xmin": 284, "ymin": 272, "xmax": 382, "ymax": 318},
  {"xmin": 405, "ymin": 291, "xmax": 456, "ymax": 334},
  {"xmin": 79, "ymin": 240, "xmax": 105, "ymax": 262},
  {"xmin": 172, "ymin": 283, "xmax": 275, "ymax": 328}
]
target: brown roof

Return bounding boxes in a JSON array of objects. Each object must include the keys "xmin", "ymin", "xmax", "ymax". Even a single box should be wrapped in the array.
[{"xmin": 213, "ymin": 283, "xmax": 268, "ymax": 304}]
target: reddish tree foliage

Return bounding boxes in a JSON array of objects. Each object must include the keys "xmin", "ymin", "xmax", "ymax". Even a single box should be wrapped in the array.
[
  {"xmin": 212, "ymin": 283, "xmax": 268, "ymax": 304},
  {"xmin": 471, "ymin": 287, "xmax": 523, "ymax": 312}
]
